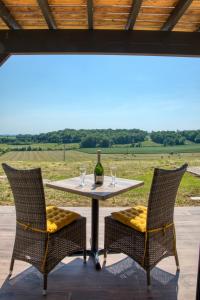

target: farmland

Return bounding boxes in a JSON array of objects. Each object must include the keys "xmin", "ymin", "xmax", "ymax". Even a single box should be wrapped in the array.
[
  {"xmin": 0, "ymin": 150, "xmax": 200, "ymax": 207},
  {"xmin": 0, "ymin": 143, "xmax": 79, "ymax": 152},
  {"xmin": 0, "ymin": 150, "xmax": 66, "ymax": 162},
  {"xmin": 1, "ymin": 142, "xmax": 200, "ymax": 156},
  {"xmin": 79, "ymin": 144, "xmax": 200, "ymax": 154}
]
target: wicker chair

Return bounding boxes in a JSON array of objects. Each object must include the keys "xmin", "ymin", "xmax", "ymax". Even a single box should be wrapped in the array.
[
  {"xmin": 104, "ymin": 164, "xmax": 187, "ymax": 286},
  {"xmin": 2, "ymin": 163, "xmax": 86, "ymax": 295}
]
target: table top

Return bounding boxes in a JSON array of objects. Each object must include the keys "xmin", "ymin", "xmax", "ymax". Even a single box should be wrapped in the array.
[
  {"xmin": 46, "ymin": 174, "xmax": 144, "ymax": 201},
  {"xmin": 187, "ymin": 167, "xmax": 200, "ymax": 177}
]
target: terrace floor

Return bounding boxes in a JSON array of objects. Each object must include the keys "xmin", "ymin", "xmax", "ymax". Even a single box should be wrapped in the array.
[{"xmin": 0, "ymin": 206, "xmax": 199, "ymax": 300}]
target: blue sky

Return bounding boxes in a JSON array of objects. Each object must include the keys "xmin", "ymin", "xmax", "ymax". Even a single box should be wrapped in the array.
[{"xmin": 0, "ymin": 55, "xmax": 199, "ymax": 134}]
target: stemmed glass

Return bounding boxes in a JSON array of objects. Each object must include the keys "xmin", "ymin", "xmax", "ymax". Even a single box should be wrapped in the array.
[
  {"xmin": 110, "ymin": 166, "xmax": 117, "ymax": 186},
  {"xmin": 79, "ymin": 166, "xmax": 86, "ymax": 187}
]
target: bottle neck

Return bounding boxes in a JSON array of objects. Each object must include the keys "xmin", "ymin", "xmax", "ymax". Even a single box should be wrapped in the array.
[{"xmin": 97, "ymin": 153, "xmax": 101, "ymax": 163}]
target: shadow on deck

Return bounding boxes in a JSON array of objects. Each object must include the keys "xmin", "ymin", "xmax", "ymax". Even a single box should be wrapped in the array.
[{"xmin": 0, "ymin": 257, "xmax": 180, "ymax": 300}]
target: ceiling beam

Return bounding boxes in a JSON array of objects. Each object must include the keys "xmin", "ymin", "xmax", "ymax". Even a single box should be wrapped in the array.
[
  {"xmin": 162, "ymin": 0, "xmax": 193, "ymax": 31},
  {"xmin": 0, "ymin": 30, "xmax": 200, "ymax": 57},
  {"xmin": 126, "ymin": 0, "xmax": 142, "ymax": 30},
  {"xmin": 0, "ymin": 0, "xmax": 21, "ymax": 29},
  {"xmin": 87, "ymin": 0, "xmax": 93, "ymax": 30},
  {"xmin": 37, "ymin": 0, "xmax": 56, "ymax": 30},
  {"xmin": 0, "ymin": 53, "xmax": 10, "ymax": 66}
]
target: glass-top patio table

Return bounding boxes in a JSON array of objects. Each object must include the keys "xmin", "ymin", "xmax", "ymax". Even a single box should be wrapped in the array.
[{"xmin": 46, "ymin": 174, "xmax": 144, "ymax": 270}]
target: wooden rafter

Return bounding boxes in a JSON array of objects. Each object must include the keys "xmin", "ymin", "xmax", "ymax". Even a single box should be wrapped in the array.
[
  {"xmin": 162, "ymin": 0, "xmax": 193, "ymax": 31},
  {"xmin": 87, "ymin": 0, "xmax": 93, "ymax": 30},
  {"xmin": 0, "ymin": 0, "xmax": 21, "ymax": 29},
  {"xmin": 0, "ymin": 53, "xmax": 10, "ymax": 66},
  {"xmin": 37, "ymin": 0, "xmax": 56, "ymax": 30},
  {"xmin": 0, "ymin": 0, "xmax": 199, "ymax": 33},
  {"xmin": 0, "ymin": 30, "xmax": 200, "ymax": 57},
  {"xmin": 126, "ymin": 0, "xmax": 142, "ymax": 30}
]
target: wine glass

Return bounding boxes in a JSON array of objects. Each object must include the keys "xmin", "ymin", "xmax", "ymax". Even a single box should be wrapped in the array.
[
  {"xmin": 79, "ymin": 166, "xmax": 86, "ymax": 187},
  {"xmin": 110, "ymin": 166, "xmax": 117, "ymax": 186}
]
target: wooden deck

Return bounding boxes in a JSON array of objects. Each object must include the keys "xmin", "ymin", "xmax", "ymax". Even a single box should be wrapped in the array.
[{"xmin": 0, "ymin": 206, "xmax": 199, "ymax": 300}]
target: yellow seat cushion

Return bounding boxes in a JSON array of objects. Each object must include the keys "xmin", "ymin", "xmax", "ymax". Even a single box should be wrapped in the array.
[
  {"xmin": 46, "ymin": 206, "xmax": 80, "ymax": 233},
  {"xmin": 111, "ymin": 205, "xmax": 147, "ymax": 232}
]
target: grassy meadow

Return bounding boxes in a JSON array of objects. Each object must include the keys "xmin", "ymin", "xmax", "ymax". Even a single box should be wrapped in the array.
[{"xmin": 0, "ymin": 150, "xmax": 200, "ymax": 207}]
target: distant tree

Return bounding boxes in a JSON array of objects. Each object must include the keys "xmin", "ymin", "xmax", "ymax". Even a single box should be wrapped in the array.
[
  {"xmin": 20, "ymin": 147, "xmax": 27, "ymax": 151},
  {"xmin": 152, "ymin": 131, "xmax": 186, "ymax": 146},
  {"xmin": 80, "ymin": 136, "xmax": 97, "ymax": 148},
  {"xmin": 98, "ymin": 137, "xmax": 110, "ymax": 148},
  {"xmin": 195, "ymin": 134, "xmax": 200, "ymax": 143},
  {"xmin": 181, "ymin": 130, "xmax": 200, "ymax": 143},
  {"xmin": 176, "ymin": 136, "xmax": 186, "ymax": 145},
  {"xmin": 135, "ymin": 142, "xmax": 142, "ymax": 147}
]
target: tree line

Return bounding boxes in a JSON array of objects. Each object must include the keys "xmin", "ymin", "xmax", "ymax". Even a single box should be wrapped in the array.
[
  {"xmin": 0, "ymin": 129, "xmax": 147, "ymax": 148},
  {"xmin": 150, "ymin": 130, "xmax": 200, "ymax": 146},
  {"xmin": 0, "ymin": 129, "xmax": 199, "ymax": 148}
]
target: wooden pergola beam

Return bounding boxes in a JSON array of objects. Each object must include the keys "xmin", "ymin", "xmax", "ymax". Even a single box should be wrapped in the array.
[
  {"xmin": 87, "ymin": 0, "xmax": 93, "ymax": 30},
  {"xmin": 162, "ymin": 0, "xmax": 193, "ymax": 31},
  {"xmin": 0, "ymin": 53, "xmax": 10, "ymax": 66},
  {"xmin": 0, "ymin": 30, "xmax": 200, "ymax": 57},
  {"xmin": 0, "ymin": 0, "xmax": 21, "ymax": 29},
  {"xmin": 126, "ymin": 0, "xmax": 142, "ymax": 30},
  {"xmin": 37, "ymin": 0, "xmax": 56, "ymax": 30}
]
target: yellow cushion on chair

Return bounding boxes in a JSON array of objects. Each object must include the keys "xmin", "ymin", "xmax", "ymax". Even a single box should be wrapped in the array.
[
  {"xmin": 46, "ymin": 206, "xmax": 80, "ymax": 233},
  {"xmin": 111, "ymin": 205, "xmax": 147, "ymax": 232}
]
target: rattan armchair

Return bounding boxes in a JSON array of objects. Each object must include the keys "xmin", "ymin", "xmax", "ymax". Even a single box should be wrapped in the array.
[
  {"xmin": 104, "ymin": 164, "xmax": 187, "ymax": 286},
  {"xmin": 2, "ymin": 163, "xmax": 86, "ymax": 295}
]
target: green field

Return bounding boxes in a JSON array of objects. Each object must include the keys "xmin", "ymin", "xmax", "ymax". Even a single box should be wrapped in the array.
[
  {"xmin": 0, "ymin": 150, "xmax": 200, "ymax": 207},
  {"xmin": 141, "ymin": 140, "xmax": 162, "ymax": 147},
  {"xmin": 0, "ymin": 143, "xmax": 79, "ymax": 152},
  {"xmin": 79, "ymin": 144, "xmax": 200, "ymax": 154},
  {"xmin": 1, "ymin": 143, "xmax": 200, "ymax": 156}
]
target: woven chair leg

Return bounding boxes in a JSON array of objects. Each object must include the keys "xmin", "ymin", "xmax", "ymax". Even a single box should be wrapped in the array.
[
  {"xmin": 43, "ymin": 274, "xmax": 48, "ymax": 296},
  {"xmin": 9, "ymin": 257, "xmax": 15, "ymax": 277},
  {"xmin": 83, "ymin": 249, "xmax": 87, "ymax": 263},
  {"xmin": 147, "ymin": 270, "xmax": 151, "ymax": 286},
  {"xmin": 175, "ymin": 250, "xmax": 180, "ymax": 271}
]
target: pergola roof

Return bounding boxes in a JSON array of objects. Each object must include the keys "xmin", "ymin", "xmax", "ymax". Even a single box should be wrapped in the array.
[
  {"xmin": 0, "ymin": 0, "xmax": 200, "ymax": 65},
  {"xmin": 0, "ymin": 0, "xmax": 200, "ymax": 31}
]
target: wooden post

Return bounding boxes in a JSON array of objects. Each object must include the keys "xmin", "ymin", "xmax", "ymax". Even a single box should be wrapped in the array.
[{"xmin": 63, "ymin": 144, "xmax": 66, "ymax": 161}]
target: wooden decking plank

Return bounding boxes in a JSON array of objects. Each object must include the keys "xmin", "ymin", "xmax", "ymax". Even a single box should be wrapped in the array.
[{"xmin": 0, "ymin": 206, "xmax": 199, "ymax": 299}]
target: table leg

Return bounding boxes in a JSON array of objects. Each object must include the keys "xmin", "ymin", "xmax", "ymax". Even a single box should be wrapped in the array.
[
  {"xmin": 69, "ymin": 198, "xmax": 103, "ymax": 270},
  {"xmin": 69, "ymin": 198, "xmax": 120, "ymax": 268},
  {"xmin": 91, "ymin": 198, "xmax": 101, "ymax": 270}
]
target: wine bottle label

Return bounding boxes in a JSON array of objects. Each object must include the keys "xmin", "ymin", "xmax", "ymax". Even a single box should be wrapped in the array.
[{"xmin": 95, "ymin": 176, "xmax": 103, "ymax": 184}]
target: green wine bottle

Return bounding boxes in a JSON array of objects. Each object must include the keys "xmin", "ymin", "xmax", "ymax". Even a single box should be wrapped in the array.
[{"xmin": 94, "ymin": 150, "xmax": 104, "ymax": 185}]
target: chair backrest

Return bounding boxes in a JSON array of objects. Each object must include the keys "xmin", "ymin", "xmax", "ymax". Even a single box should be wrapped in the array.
[
  {"xmin": 147, "ymin": 163, "xmax": 188, "ymax": 230},
  {"xmin": 2, "ymin": 163, "xmax": 47, "ymax": 231}
]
